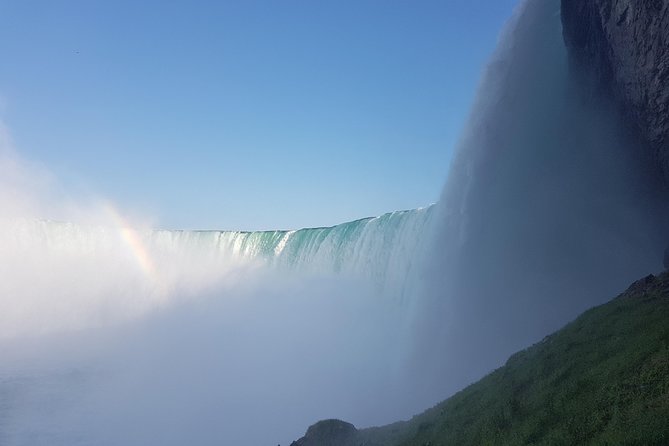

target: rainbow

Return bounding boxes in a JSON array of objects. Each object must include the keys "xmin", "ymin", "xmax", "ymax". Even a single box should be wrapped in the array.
[{"xmin": 103, "ymin": 203, "xmax": 156, "ymax": 280}]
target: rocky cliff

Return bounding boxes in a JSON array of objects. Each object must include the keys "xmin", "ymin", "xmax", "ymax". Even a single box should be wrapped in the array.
[{"xmin": 561, "ymin": 0, "xmax": 669, "ymax": 180}]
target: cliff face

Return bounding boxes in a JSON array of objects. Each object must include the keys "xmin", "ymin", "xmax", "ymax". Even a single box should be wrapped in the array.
[{"xmin": 561, "ymin": 0, "xmax": 669, "ymax": 180}]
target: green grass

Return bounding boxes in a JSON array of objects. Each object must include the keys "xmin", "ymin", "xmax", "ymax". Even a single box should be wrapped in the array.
[{"xmin": 295, "ymin": 272, "xmax": 669, "ymax": 446}]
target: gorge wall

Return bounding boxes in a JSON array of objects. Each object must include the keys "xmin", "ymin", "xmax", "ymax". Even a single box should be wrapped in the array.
[{"xmin": 561, "ymin": 0, "xmax": 669, "ymax": 181}]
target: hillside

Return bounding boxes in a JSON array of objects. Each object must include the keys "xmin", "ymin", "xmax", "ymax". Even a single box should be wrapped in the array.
[{"xmin": 291, "ymin": 271, "xmax": 669, "ymax": 445}]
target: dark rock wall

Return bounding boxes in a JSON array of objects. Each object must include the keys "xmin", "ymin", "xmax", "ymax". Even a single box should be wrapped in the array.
[{"xmin": 561, "ymin": 0, "xmax": 669, "ymax": 180}]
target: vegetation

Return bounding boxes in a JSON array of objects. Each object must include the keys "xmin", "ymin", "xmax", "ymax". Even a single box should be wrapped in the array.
[{"xmin": 294, "ymin": 272, "xmax": 669, "ymax": 446}]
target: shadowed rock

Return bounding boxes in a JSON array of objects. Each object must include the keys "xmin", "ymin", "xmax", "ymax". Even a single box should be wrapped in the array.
[
  {"xmin": 562, "ymin": 0, "xmax": 669, "ymax": 182},
  {"xmin": 290, "ymin": 419, "xmax": 359, "ymax": 446}
]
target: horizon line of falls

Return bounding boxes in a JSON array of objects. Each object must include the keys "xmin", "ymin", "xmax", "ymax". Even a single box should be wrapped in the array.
[
  {"xmin": 3, "ymin": 0, "xmax": 669, "ymax": 445},
  {"xmin": 0, "ymin": 205, "xmax": 435, "ymax": 338}
]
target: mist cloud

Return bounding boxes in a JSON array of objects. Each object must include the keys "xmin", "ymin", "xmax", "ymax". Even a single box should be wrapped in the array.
[{"xmin": 0, "ymin": 121, "xmax": 431, "ymax": 445}]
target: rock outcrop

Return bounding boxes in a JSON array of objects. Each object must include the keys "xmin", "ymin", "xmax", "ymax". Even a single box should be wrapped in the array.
[
  {"xmin": 561, "ymin": 0, "xmax": 669, "ymax": 180},
  {"xmin": 290, "ymin": 419, "xmax": 359, "ymax": 446}
]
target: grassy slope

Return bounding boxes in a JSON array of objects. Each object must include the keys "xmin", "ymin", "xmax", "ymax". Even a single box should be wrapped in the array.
[{"xmin": 298, "ymin": 272, "xmax": 669, "ymax": 446}]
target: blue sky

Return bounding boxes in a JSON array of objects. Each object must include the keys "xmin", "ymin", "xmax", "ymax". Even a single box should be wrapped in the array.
[{"xmin": 0, "ymin": 0, "xmax": 518, "ymax": 230}]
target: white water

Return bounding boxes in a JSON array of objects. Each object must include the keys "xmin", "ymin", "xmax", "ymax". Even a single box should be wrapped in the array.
[
  {"xmin": 0, "ymin": 204, "xmax": 437, "ymax": 445},
  {"xmin": 0, "ymin": 206, "xmax": 434, "ymax": 339}
]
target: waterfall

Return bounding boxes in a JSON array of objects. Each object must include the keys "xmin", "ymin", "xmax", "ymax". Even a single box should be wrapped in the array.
[{"xmin": 414, "ymin": 0, "xmax": 667, "ymax": 398}]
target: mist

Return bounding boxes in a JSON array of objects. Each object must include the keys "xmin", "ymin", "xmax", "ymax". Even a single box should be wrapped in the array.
[
  {"xmin": 1, "ymin": 273, "xmax": 419, "ymax": 445},
  {"xmin": 0, "ymin": 125, "xmax": 428, "ymax": 444},
  {"xmin": 413, "ymin": 0, "xmax": 668, "ymax": 400}
]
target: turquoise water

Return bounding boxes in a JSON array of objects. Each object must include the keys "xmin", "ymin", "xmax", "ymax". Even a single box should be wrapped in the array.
[
  {"xmin": 151, "ymin": 205, "xmax": 436, "ymax": 296},
  {"xmin": 11, "ymin": 205, "xmax": 436, "ymax": 301}
]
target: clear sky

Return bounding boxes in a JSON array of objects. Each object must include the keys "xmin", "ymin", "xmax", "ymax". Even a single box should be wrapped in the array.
[{"xmin": 0, "ymin": 0, "xmax": 518, "ymax": 230}]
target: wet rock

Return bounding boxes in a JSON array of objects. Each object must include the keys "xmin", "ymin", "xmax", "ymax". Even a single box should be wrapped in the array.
[{"xmin": 561, "ymin": 0, "xmax": 669, "ymax": 181}]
